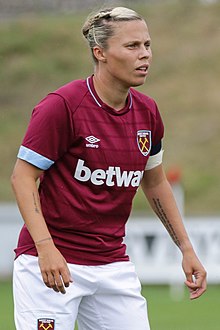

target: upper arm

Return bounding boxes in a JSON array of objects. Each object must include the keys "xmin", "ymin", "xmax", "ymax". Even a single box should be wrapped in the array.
[
  {"xmin": 11, "ymin": 159, "xmax": 44, "ymax": 183},
  {"xmin": 141, "ymin": 164, "xmax": 166, "ymax": 192}
]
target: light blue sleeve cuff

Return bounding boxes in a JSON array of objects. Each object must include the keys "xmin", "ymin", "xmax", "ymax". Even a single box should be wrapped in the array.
[{"xmin": 17, "ymin": 146, "xmax": 54, "ymax": 170}]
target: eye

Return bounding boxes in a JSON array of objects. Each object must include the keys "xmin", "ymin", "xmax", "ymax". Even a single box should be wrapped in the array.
[
  {"xmin": 126, "ymin": 43, "xmax": 138, "ymax": 49},
  {"xmin": 145, "ymin": 42, "xmax": 151, "ymax": 49}
]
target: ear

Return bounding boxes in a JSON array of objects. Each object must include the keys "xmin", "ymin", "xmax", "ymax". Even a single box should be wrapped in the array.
[{"xmin": 93, "ymin": 46, "xmax": 107, "ymax": 63}]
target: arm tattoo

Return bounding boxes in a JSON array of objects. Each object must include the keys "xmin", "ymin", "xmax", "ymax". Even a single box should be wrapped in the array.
[
  {"xmin": 32, "ymin": 192, "xmax": 40, "ymax": 214},
  {"xmin": 152, "ymin": 197, "xmax": 181, "ymax": 248}
]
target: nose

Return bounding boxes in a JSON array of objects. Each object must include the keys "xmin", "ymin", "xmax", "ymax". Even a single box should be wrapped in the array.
[{"xmin": 139, "ymin": 45, "xmax": 151, "ymax": 59}]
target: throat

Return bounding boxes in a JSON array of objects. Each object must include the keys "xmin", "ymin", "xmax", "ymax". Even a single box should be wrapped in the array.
[
  {"xmin": 93, "ymin": 76, "xmax": 128, "ymax": 111},
  {"xmin": 105, "ymin": 98, "xmax": 127, "ymax": 111}
]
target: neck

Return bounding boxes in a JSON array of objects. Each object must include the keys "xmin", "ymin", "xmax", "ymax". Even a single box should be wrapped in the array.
[{"xmin": 93, "ymin": 71, "xmax": 129, "ymax": 111}]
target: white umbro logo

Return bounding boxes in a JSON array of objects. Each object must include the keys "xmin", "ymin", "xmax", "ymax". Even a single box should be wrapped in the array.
[
  {"xmin": 85, "ymin": 136, "xmax": 100, "ymax": 148},
  {"xmin": 85, "ymin": 136, "xmax": 100, "ymax": 144}
]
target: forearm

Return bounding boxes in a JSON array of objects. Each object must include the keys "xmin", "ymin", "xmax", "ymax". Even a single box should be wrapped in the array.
[
  {"xmin": 11, "ymin": 159, "xmax": 72, "ymax": 293},
  {"xmin": 11, "ymin": 162, "xmax": 52, "ymax": 245},
  {"xmin": 142, "ymin": 169, "xmax": 193, "ymax": 253},
  {"xmin": 141, "ymin": 165, "xmax": 206, "ymax": 298},
  {"xmin": 148, "ymin": 181, "xmax": 192, "ymax": 251}
]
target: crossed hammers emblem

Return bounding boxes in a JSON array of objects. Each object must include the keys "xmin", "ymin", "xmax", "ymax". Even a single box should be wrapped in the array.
[{"xmin": 39, "ymin": 323, "xmax": 53, "ymax": 330}]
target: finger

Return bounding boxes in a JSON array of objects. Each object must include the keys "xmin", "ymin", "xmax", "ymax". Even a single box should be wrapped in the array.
[
  {"xmin": 41, "ymin": 271, "xmax": 55, "ymax": 290},
  {"xmin": 185, "ymin": 280, "xmax": 198, "ymax": 297},
  {"xmin": 193, "ymin": 271, "xmax": 207, "ymax": 289},
  {"xmin": 47, "ymin": 272, "xmax": 60, "ymax": 293},
  {"xmin": 60, "ymin": 266, "xmax": 73, "ymax": 288},
  {"xmin": 192, "ymin": 277, "xmax": 207, "ymax": 299},
  {"xmin": 184, "ymin": 270, "xmax": 193, "ymax": 284},
  {"xmin": 41, "ymin": 271, "xmax": 49, "ymax": 286},
  {"xmin": 56, "ymin": 280, "xmax": 66, "ymax": 294},
  {"xmin": 190, "ymin": 286, "xmax": 206, "ymax": 300},
  {"xmin": 185, "ymin": 279, "xmax": 207, "ymax": 300},
  {"xmin": 185, "ymin": 280, "xmax": 198, "ymax": 289},
  {"xmin": 53, "ymin": 272, "xmax": 66, "ymax": 294},
  {"xmin": 185, "ymin": 272, "xmax": 207, "ymax": 289}
]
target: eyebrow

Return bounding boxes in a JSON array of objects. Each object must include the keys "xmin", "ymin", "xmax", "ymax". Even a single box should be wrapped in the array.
[{"xmin": 123, "ymin": 39, "xmax": 151, "ymax": 45}]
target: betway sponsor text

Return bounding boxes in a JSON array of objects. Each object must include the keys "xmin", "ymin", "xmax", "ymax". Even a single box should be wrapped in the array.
[{"xmin": 74, "ymin": 159, "xmax": 144, "ymax": 187}]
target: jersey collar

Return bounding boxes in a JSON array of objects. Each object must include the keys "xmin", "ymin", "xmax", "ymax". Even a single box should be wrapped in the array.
[{"xmin": 86, "ymin": 75, "xmax": 132, "ymax": 116}]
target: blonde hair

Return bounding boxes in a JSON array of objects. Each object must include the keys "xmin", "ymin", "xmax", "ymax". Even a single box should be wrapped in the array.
[{"xmin": 82, "ymin": 7, "xmax": 143, "ymax": 62}]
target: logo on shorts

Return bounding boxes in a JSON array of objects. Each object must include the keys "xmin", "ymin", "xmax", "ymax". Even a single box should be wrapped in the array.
[
  {"xmin": 137, "ymin": 130, "xmax": 151, "ymax": 156},
  {"xmin": 38, "ymin": 319, "xmax": 55, "ymax": 330}
]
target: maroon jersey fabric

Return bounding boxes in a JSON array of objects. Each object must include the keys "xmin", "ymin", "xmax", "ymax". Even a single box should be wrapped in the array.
[{"xmin": 15, "ymin": 76, "xmax": 164, "ymax": 265}]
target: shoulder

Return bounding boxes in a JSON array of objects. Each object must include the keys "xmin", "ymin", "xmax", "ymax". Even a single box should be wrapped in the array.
[
  {"xmin": 53, "ymin": 79, "xmax": 87, "ymax": 95},
  {"xmin": 32, "ymin": 78, "xmax": 90, "ymax": 120},
  {"xmin": 49, "ymin": 78, "xmax": 89, "ymax": 109}
]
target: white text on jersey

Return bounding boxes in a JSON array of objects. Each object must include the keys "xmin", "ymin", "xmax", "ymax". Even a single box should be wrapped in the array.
[{"xmin": 74, "ymin": 159, "xmax": 144, "ymax": 187}]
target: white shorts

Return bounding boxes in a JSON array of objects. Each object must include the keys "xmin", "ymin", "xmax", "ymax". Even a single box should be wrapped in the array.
[{"xmin": 13, "ymin": 254, "xmax": 150, "ymax": 330}]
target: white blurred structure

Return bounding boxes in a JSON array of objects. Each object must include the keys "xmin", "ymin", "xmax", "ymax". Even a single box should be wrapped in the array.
[
  {"xmin": 0, "ymin": 203, "xmax": 23, "ymax": 278},
  {"xmin": 126, "ymin": 217, "xmax": 220, "ymax": 284}
]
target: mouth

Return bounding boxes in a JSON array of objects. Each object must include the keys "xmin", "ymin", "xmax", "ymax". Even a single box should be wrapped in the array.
[{"xmin": 135, "ymin": 64, "xmax": 149, "ymax": 74}]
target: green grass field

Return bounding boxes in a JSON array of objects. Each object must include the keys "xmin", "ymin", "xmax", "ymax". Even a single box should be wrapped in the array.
[{"xmin": 1, "ymin": 280, "xmax": 219, "ymax": 330}]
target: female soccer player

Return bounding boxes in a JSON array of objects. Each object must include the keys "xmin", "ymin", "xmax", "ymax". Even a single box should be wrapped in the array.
[{"xmin": 11, "ymin": 7, "xmax": 206, "ymax": 330}]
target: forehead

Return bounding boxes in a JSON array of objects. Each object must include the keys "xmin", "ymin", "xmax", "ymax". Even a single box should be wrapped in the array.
[{"xmin": 110, "ymin": 20, "xmax": 150, "ymax": 43}]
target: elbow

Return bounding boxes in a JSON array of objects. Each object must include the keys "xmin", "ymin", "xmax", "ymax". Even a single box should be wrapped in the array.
[
  {"xmin": 11, "ymin": 162, "xmax": 24, "ymax": 193},
  {"xmin": 10, "ymin": 170, "xmax": 19, "ymax": 193},
  {"xmin": 11, "ymin": 159, "xmax": 43, "ymax": 194}
]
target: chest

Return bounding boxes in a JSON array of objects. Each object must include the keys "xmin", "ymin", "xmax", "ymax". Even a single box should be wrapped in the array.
[{"xmin": 70, "ymin": 107, "xmax": 153, "ymax": 173}]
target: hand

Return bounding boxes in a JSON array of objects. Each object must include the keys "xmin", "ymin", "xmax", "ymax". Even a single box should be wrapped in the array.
[
  {"xmin": 36, "ymin": 239, "xmax": 73, "ymax": 294},
  {"xmin": 182, "ymin": 251, "xmax": 207, "ymax": 300}
]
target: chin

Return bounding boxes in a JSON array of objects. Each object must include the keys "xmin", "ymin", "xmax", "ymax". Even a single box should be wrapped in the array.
[
  {"xmin": 120, "ymin": 76, "xmax": 147, "ymax": 89},
  {"xmin": 130, "ymin": 79, "xmax": 146, "ymax": 88}
]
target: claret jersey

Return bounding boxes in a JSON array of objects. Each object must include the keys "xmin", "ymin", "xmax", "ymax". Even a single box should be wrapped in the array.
[{"xmin": 15, "ymin": 75, "xmax": 164, "ymax": 265}]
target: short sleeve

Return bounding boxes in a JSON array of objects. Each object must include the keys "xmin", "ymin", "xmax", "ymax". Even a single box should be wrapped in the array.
[
  {"xmin": 144, "ymin": 100, "xmax": 164, "ymax": 170},
  {"xmin": 18, "ymin": 94, "xmax": 74, "ymax": 170},
  {"xmin": 150, "ymin": 101, "xmax": 164, "ymax": 154}
]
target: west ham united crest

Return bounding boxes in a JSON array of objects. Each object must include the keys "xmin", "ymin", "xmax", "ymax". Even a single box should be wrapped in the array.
[
  {"xmin": 38, "ymin": 318, "xmax": 55, "ymax": 330},
  {"xmin": 137, "ymin": 130, "xmax": 151, "ymax": 156}
]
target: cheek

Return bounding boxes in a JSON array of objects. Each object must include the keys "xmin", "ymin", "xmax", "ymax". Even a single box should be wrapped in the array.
[
  {"xmin": 108, "ymin": 56, "xmax": 129, "ymax": 73},
  {"xmin": 107, "ymin": 48, "xmax": 131, "ymax": 66},
  {"xmin": 105, "ymin": 50, "xmax": 135, "ymax": 76}
]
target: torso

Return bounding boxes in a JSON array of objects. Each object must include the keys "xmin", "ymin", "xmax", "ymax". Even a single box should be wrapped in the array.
[{"xmin": 15, "ymin": 76, "xmax": 164, "ymax": 265}]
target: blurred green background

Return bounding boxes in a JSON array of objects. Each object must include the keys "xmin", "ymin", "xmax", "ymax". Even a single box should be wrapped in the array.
[
  {"xmin": 0, "ymin": 1, "xmax": 220, "ymax": 329},
  {"xmin": 0, "ymin": 0, "xmax": 220, "ymax": 215}
]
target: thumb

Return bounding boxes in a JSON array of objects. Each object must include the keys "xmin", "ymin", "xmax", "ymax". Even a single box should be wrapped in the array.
[
  {"xmin": 184, "ymin": 274, "xmax": 198, "ymax": 290},
  {"xmin": 183, "ymin": 267, "xmax": 194, "ymax": 283},
  {"xmin": 182, "ymin": 257, "xmax": 195, "ymax": 285},
  {"xmin": 184, "ymin": 270, "xmax": 198, "ymax": 289},
  {"xmin": 185, "ymin": 269, "xmax": 193, "ymax": 284}
]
